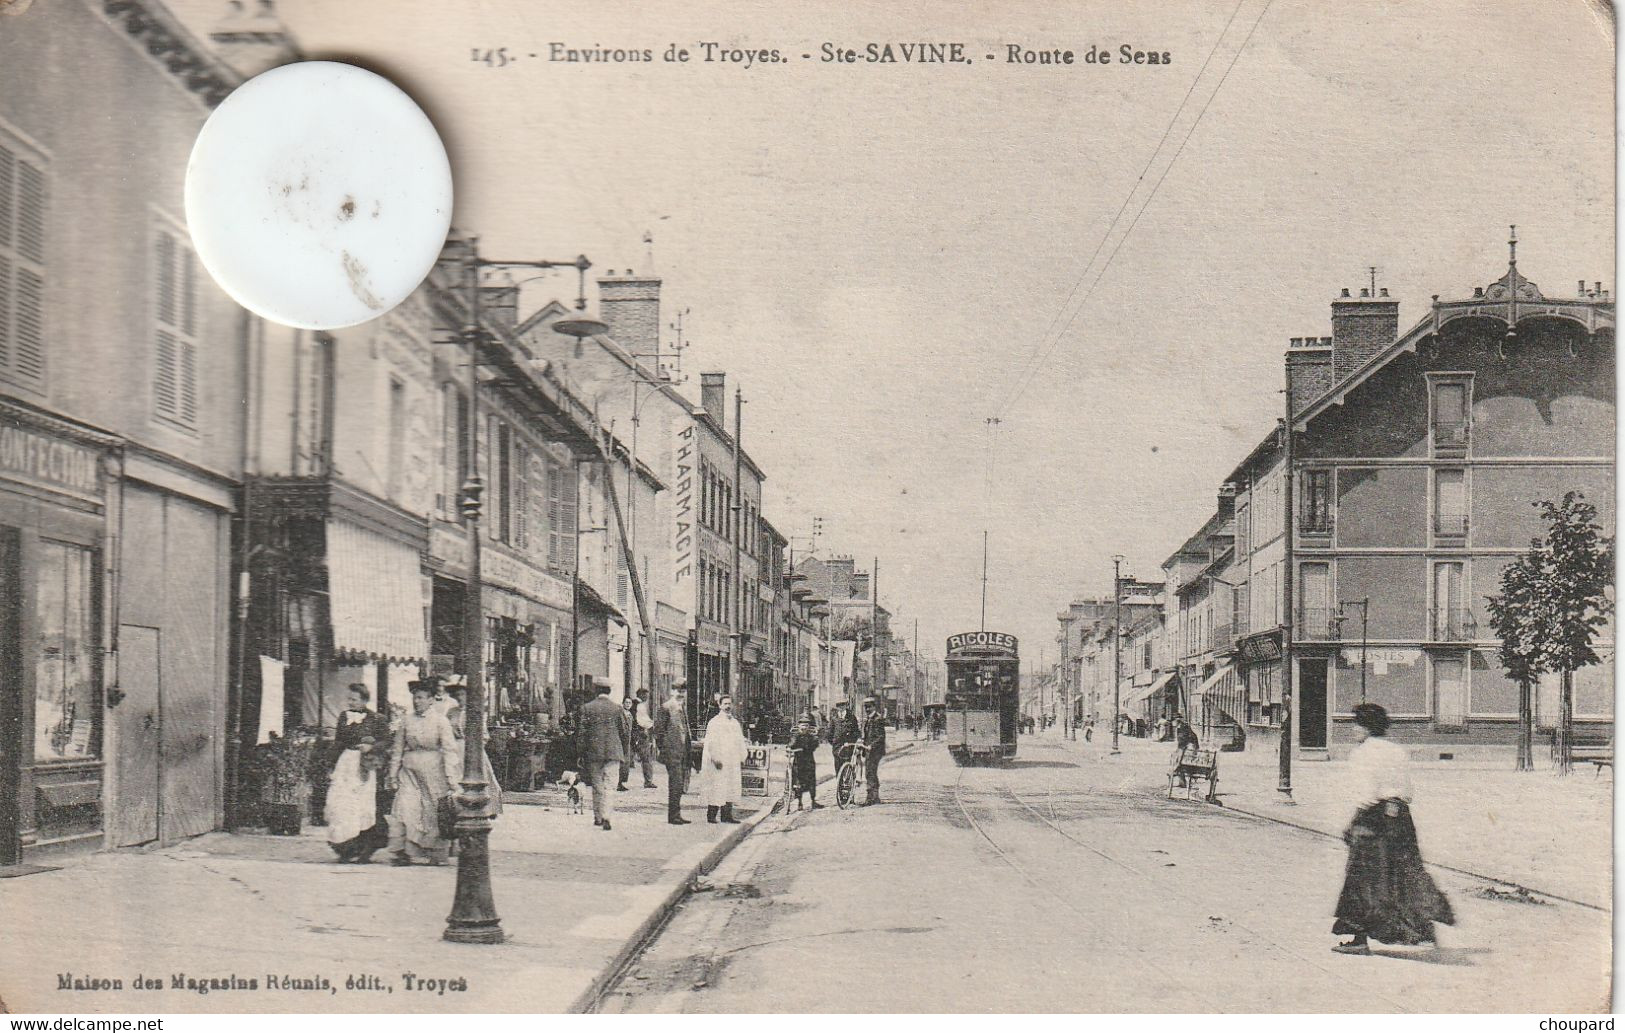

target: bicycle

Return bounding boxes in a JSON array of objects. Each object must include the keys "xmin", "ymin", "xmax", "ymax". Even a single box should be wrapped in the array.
[{"xmin": 835, "ymin": 742, "xmax": 869, "ymax": 809}]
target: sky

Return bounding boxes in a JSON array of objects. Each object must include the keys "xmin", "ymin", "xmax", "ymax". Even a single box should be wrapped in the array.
[{"xmin": 174, "ymin": 0, "xmax": 1615, "ymax": 669}]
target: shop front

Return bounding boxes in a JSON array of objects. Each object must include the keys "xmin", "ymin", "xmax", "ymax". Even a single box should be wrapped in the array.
[
  {"xmin": 0, "ymin": 403, "xmax": 117, "ymax": 864},
  {"xmin": 237, "ymin": 478, "xmax": 429, "ymax": 828},
  {"xmin": 688, "ymin": 621, "xmax": 729, "ymax": 721}
]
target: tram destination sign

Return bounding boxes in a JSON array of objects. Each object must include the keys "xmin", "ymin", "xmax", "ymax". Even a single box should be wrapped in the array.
[{"xmin": 946, "ymin": 631, "xmax": 1018, "ymax": 655}]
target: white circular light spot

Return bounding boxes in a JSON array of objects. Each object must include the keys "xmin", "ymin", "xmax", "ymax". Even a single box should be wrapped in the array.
[{"xmin": 185, "ymin": 61, "xmax": 452, "ymax": 330}]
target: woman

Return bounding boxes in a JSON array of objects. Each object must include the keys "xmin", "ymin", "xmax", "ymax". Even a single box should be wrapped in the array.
[
  {"xmin": 443, "ymin": 682, "xmax": 502, "ymax": 817},
  {"xmin": 1332, "ymin": 702, "xmax": 1455, "ymax": 955},
  {"xmin": 387, "ymin": 680, "xmax": 460, "ymax": 866},
  {"xmin": 325, "ymin": 683, "xmax": 391, "ymax": 863},
  {"xmin": 789, "ymin": 716, "xmax": 823, "ymax": 810}
]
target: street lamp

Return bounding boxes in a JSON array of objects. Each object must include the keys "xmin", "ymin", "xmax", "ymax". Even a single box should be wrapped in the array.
[
  {"xmin": 1112, "ymin": 555, "xmax": 1126, "ymax": 756},
  {"xmin": 444, "ymin": 245, "xmax": 594, "ymax": 946},
  {"xmin": 1332, "ymin": 598, "xmax": 1370, "ymax": 704}
]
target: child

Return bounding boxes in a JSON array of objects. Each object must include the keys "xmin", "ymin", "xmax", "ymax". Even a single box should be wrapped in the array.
[{"xmin": 789, "ymin": 718, "xmax": 823, "ymax": 810}]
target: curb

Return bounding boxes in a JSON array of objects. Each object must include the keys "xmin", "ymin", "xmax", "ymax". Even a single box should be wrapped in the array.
[
  {"xmin": 1214, "ymin": 795, "xmax": 1608, "ymax": 912},
  {"xmin": 568, "ymin": 739, "xmax": 921, "ymax": 1013}
]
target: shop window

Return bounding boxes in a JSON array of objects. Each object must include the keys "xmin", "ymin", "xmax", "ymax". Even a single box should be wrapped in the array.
[
  {"xmin": 153, "ymin": 221, "xmax": 199, "ymax": 427},
  {"xmin": 33, "ymin": 540, "xmax": 99, "ymax": 763},
  {"xmin": 0, "ymin": 133, "xmax": 46, "ymax": 391}
]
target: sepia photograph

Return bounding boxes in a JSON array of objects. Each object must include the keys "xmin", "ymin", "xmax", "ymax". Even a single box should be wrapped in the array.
[{"xmin": 0, "ymin": 0, "xmax": 1615, "ymax": 1018}]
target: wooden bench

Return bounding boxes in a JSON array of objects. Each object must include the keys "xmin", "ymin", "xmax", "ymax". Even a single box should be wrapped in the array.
[
  {"xmin": 1554, "ymin": 731, "xmax": 1612, "ymax": 775},
  {"xmin": 1168, "ymin": 747, "xmax": 1219, "ymax": 803}
]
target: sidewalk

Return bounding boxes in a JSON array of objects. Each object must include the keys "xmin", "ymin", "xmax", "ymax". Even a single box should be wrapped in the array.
[
  {"xmin": 0, "ymin": 743, "xmax": 852, "ymax": 1014},
  {"xmin": 1044, "ymin": 729, "xmax": 1612, "ymax": 909}
]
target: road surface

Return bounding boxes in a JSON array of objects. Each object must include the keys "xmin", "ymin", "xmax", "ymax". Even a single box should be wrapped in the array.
[{"xmin": 596, "ymin": 735, "xmax": 1610, "ymax": 1013}]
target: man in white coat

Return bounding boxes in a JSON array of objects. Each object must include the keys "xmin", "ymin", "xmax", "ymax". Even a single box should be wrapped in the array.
[{"xmin": 700, "ymin": 693, "xmax": 746, "ymax": 824}]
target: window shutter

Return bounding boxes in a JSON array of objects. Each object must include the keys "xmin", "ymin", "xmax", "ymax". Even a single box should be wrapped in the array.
[
  {"xmin": 181, "ymin": 249, "xmax": 196, "ymax": 336},
  {"xmin": 514, "ymin": 442, "xmax": 528, "ymax": 549},
  {"xmin": 179, "ymin": 341, "xmax": 198, "ymax": 424},
  {"xmin": 546, "ymin": 459, "xmax": 563, "ymax": 571},
  {"xmin": 154, "ymin": 331, "xmax": 178, "ymax": 418},
  {"xmin": 156, "ymin": 232, "xmax": 176, "ymax": 328},
  {"xmin": 0, "ymin": 253, "xmax": 10, "ymax": 373},
  {"xmin": 13, "ymin": 266, "xmax": 41, "ymax": 383},
  {"xmin": 0, "ymin": 146, "xmax": 13, "ymax": 251},
  {"xmin": 15, "ymin": 160, "xmax": 43, "ymax": 266}
]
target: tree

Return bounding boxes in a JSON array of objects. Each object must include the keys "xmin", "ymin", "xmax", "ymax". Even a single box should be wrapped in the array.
[
  {"xmin": 1485, "ymin": 554, "xmax": 1548, "ymax": 772},
  {"xmin": 1487, "ymin": 492, "xmax": 1614, "ymax": 775}
]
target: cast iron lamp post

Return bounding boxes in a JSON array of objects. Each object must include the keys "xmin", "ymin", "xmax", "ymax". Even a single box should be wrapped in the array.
[{"xmin": 443, "ymin": 243, "xmax": 593, "ymax": 945}]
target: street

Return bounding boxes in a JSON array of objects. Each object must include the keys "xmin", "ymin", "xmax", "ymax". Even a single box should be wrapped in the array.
[{"xmin": 599, "ymin": 734, "xmax": 1610, "ymax": 1014}]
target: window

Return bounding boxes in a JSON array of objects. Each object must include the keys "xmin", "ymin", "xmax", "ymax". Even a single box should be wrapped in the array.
[
  {"xmin": 34, "ymin": 540, "xmax": 99, "ymax": 763},
  {"xmin": 153, "ymin": 222, "xmax": 199, "ymax": 426},
  {"xmin": 1301, "ymin": 469, "xmax": 1333, "ymax": 533},
  {"xmin": 1235, "ymin": 502, "xmax": 1250, "ymax": 557},
  {"xmin": 1434, "ymin": 469, "xmax": 1467, "ymax": 537},
  {"xmin": 1297, "ymin": 562, "xmax": 1331, "ymax": 639},
  {"xmin": 1430, "ymin": 377, "xmax": 1472, "ymax": 452},
  {"xmin": 1142, "ymin": 641, "xmax": 1152, "ymax": 670},
  {"xmin": 445, "ymin": 387, "xmax": 470, "ymax": 522},
  {"xmin": 546, "ymin": 458, "xmax": 576, "ymax": 574},
  {"xmin": 0, "ymin": 134, "xmax": 46, "ymax": 390},
  {"xmin": 1432, "ymin": 561, "xmax": 1470, "ymax": 640},
  {"xmin": 514, "ymin": 441, "xmax": 529, "ymax": 549}
]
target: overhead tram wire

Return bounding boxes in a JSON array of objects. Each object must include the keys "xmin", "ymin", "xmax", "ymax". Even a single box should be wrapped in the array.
[
  {"xmin": 988, "ymin": 0, "xmax": 1252, "ymax": 418},
  {"xmin": 995, "ymin": 0, "xmax": 1276, "ymax": 420}
]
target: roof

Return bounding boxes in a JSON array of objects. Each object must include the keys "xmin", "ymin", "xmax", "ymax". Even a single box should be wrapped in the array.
[{"xmin": 1292, "ymin": 256, "xmax": 1614, "ymax": 431}]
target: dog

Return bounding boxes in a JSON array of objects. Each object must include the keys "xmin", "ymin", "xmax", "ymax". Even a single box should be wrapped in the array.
[{"xmin": 558, "ymin": 771, "xmax": 584, "ymax": 815}]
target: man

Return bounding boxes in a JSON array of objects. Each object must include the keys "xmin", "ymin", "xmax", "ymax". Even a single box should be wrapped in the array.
[
  {"xmin": 616, "ymin": 694, "xmax": 636, "ymax": 791},
  {"xmin": 1172, "ymin": 714, "xmax": 1200, "ymax": 788},
  {"xmin": 651, "ymin": 684, "xmax": 692, "ymax": 825},
  {"xmin": 630, "ymin": 688, "xmax": 657, "ymax": 789},
  {"xmin": 578, "ymin": 678, "xmax": 627, "ymax": 831},
  {"xmin": 861, "ymin": 697, "xmax": 887, "ymax": 806},
  {"xmin": 699, "ymin": 693, "xmax": 747, "ymax": 824},
  {"xmin": 825, "ymin": 700, "xmax": 860, "ymax": 777}
]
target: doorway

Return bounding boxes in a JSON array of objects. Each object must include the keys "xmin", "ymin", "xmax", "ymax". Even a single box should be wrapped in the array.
[
  {"xmin": 1298, "ymin": 658, "xmax": 1328, "ymax": 750},
  {"xmin": 112, "ymin": 625, "xmax": 160, "ymax": 847}
]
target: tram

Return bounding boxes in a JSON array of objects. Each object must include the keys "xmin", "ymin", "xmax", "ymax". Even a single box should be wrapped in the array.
[{"xmin": 943, "ymin": 630, "xmax": 1020, "ymax": 765}]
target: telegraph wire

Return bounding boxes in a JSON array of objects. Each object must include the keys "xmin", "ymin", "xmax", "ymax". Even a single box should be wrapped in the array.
[
  {"xmin": 990, "ymin": 0, "xmax": 1250, "ymax": 419},
  {"xmin": 995, "ymin": 0, "xmax": 1275, "ymax": 420}
]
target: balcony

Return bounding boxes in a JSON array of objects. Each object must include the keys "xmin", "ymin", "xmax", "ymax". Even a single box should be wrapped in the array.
[
  {"xmin": 1299, "ymin": 513, "xmax": 1334, "ymax": 537},
  {"xmin": 1212, "ymin": 622, "xmax": 1235, "ymax": 650},
  {"xmin": 1432, "ymin": 422, "xmax": 1471, "ymax": 455},
  {"xmin": 1433, "ymin": 514, "xmax": 1470, "ymax": 538},
  {"xmin": 1431, "ymin": 607, "xmax": 1478, "ymax": 642},
  {"xmin": 1295, "ymin": 607, "xmax": 1340, "ymax": 641}
]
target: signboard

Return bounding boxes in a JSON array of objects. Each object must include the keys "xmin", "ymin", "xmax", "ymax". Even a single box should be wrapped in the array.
[
  {"xmin": 0, "ymin": 421, "xmax": 102, "ymax": 502},
  {"xmin": 741, "ymin": 744, "xmax": 771, "ymax": 796},
  {"xmin": 946, "ymin": 631, "xmax": 1018, "ymax": 655}
]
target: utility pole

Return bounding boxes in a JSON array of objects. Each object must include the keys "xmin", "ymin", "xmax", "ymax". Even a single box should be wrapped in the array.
[
  {"xmin": 729, "ymin": 388, "xmax": 743, "ymax": 703},
  {"xmin": 1112, "ymin": 555, "xmax": 1124, "ymax": 755},
  {"xmin": 871, "ymin": 557, "xmax": 880, "ymax": 708},
  {"xmin": 980, "ymin": 531, "xmax": 989, "ymax": 632}
]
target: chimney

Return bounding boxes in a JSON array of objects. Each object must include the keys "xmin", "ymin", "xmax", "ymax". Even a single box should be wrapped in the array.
[
  {"xmin": 1331, "ymin": 284, "xmax": 1399, "ymax": 382},
  {"xmin": 851, "ymin": 572, "xmax": 871, "ymax": 600},
  {"xmin": 1285, "ymin": 335, "xmax": 1334, "ymax": 418},
  {"xmin": 209, "ymin": 0, "xmax": 298, "ymax": 80},
  {"xmin": 700, "ymin": 372, "xmax": 726, "ymax": 424},
  {"xmin": 597, "ymin": 270, "xmax": 661, "ymax": 360}
]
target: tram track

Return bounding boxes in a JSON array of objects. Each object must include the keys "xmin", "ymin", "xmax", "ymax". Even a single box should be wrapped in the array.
[{"xmin": 949, "ymin": 756, "xmax": 1416, "ymax": 1014}]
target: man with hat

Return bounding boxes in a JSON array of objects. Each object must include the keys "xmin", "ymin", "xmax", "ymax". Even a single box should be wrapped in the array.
[
  {"xmin": 651, "ymin": 682, "xmax": 693, "ymax": 825},
  {"xmin": 861, "ymin": 697, "xmax": 887, "ymax": 806},
  {"xmin": 578, "ymin": 677, "xmax": 627, "ymax": 831},
  {"xmin": 825, "ymin": 699, "xmax": 860, "ymax": 780}
]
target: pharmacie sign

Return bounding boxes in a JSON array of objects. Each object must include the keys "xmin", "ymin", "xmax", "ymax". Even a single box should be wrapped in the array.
[{"xmin": 0, "ymin": 421, "xmax": 102, "ymax": 502}]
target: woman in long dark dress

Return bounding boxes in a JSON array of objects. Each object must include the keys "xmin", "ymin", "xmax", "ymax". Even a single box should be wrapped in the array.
[
  {"xmin": 1332, "ymin": 702, "xmax": 1455, "ymax": 955},
  {"xmin": 325, "ymin": 684, "xmax": 391, "ymax": 863}
]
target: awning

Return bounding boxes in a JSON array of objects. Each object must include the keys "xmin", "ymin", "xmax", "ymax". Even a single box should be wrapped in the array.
[
  {"xmin": 576, "ymin": 579, "xmax": 627, "ymax": 626},
  {"xmin": 325, "ymin": 519, "xmax": 427, "ymax": 664},
  {"xmin": 1196, "ymin": 665, "xmax": 1236, "ymax": 699},
  {"xmin": 1124, "ymin": 671, "xmax": 1177, "ymax": 708}
]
